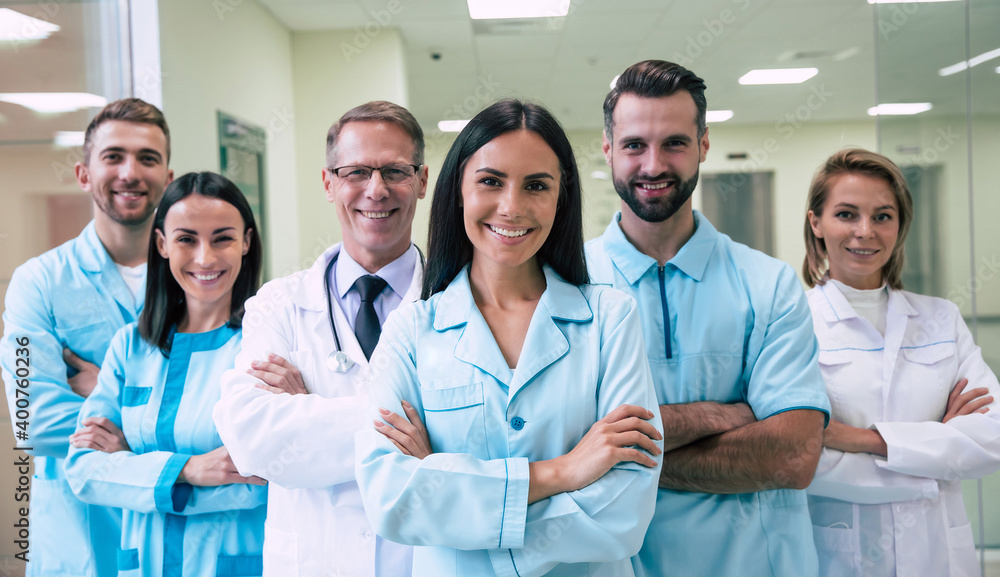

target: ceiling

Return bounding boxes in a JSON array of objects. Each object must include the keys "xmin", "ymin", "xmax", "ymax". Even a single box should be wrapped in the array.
[
  {"xmin": 1, "ymin": 0, "xmax": 998, "ymax": 143},
  {"xmin": 257, "ymin": 0, "xmax": 1000, "ymax": 131}
]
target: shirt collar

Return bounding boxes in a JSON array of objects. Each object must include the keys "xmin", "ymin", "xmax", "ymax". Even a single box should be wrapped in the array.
[
  {"xmin": 432, "ymin": 264, "xmax": 592, "ymax": 331},
  {"xmin": 336, "ymin": 244, "xmax": 418, "ymax": 300},
  {"xmin": 75, "ymin": 221, "xmax": 112, "ymax": 273},
  {"xmin": 819, "ymin": 280, "xmax": 918, "ymax": 323},
  {"xmin": 601, "ymin": 209, "xmax": 718, "ymax": 285}
]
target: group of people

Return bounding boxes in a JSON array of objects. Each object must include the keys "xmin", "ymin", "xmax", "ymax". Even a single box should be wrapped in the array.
[{"xmin": 2, "ymin": 59, "xmax": 998, "ymax": 577}]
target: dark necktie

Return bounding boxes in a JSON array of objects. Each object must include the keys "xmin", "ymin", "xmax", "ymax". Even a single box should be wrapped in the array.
[{"xmin": 353, "ymin": 275, "xmax": 387, "ymax": 361}]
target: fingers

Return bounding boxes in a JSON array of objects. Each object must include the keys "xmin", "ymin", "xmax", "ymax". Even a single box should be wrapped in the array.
[
  {"xmin": 954, "ymin": 387, "xmax": 991, "ymax": 410},
  {"xmin": 603, "ymin": 404, "xmax": 655, "ymax": 424},
  {"xmin": 237, "ymin": 475, "xmax": 267, "ymax": 486},
  {"xmin": 401, "ymin": 400, "xmax": 428, "ymax": 436},
  {"xmin": 958, "ymin": 395, "xmax": 994, "ymax": 417},
  {"xmin": 616, "ymin": 446, "xmax": 659, "ymax": 468},
  {"xmin": 609, "ymin": 416, "xmax": 663, "ymax": 441},
  {"xmin": 253, "ymin": 383, "xmax": 286, "ymax": 395},
  {"xmin": 69, "ymin": 429, "xmax": 111, "ymax": 453},
  {"xmin": 81, "ymin": 417, "xmax": 122, "ymax": 436},
  {"xmin": 247, "ymin": 355, "xmax": 307, "ymax": 395},
  {"xmin": 63, "ymin": 348, "xmax": 99, "ymax": 372},
  {"xmin": 374, "ymin": 418, "xmax": 423, "ymax": 457}
]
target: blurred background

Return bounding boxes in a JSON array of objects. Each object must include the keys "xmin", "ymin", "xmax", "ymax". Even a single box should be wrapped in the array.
[{"xmin": 0, "ymin": 0, "xmax": 998, "ymax": 574}]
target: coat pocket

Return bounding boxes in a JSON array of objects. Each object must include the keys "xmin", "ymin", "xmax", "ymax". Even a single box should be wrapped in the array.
[
  {"xmin": 946, "ymin": 522, "xmax": 978, "ymax": 576},
  {"xmin": 812, "ymin": 524, "xmax": 856, "ymax": 577},
  {"xmin": 262, "ymin": 523, "xmax": 299, "ymax": 577},
  {"xmin": 421, "ymin": 381, "xmax": 489, "ymax": 457}
]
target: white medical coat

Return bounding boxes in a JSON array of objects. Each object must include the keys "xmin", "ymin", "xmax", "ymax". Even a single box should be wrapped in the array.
[
  {"xmin": 213, "ymin": 243, "xmax": 421, "ymax": 577},
  {"xmin": 355, "ymin": 265, "xmax": 663, "ymax": 577},
  {"xmin": 65, "ymin": 323, "xmax": 267, "ymax": 577},
  {"xmin": 1, "ymin": 222, "xmax": 129, "ymax": 576},
  {"xmin": 806, "ymin": 281, "xmax": 1000, "ymax": 576}
]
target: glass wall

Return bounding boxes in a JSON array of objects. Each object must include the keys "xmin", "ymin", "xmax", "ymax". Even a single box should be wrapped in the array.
[
  {"xmin": 874, "ymin": 0, "xmax": 1000, "ymax": 570},
  {"xmin": 0, "ymin": 1, "xmax": 132, "ymax": 573}
]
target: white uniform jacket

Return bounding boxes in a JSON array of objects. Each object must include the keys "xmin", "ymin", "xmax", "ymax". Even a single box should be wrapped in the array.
[
  {"xmin": 806, "ymin": 281, "xmax": 1000, "ymax": 577},
  {"xmin": 213, "ymin": 243, "xmax": 421, "ymax": 577}
]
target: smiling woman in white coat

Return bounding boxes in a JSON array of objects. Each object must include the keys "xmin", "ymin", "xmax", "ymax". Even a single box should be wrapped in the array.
[
  {"xmin": 355, "ymin": 99, "xmax": 664, "ymax": 577},
  {"xmin": 802, "ymin": 148, "xmax": 1000, "ymax": 577}
]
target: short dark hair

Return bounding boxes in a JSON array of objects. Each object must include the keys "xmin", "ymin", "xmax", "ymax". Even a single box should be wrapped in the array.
[
  {"xmin": 138, "ymin": 172, "xmax": 263, "ymax": 353},
  {"xmin": 803, "ymin": 149, "xmax": 913, "ymax": 289},
  {"xmin": 604, "ymin": 60, "xmax": 708, "ymax": 140},
  {"xmin": 83, "ymin": 98, "xmax": 170, "ymax": 164},
  {"xmin": 422, "ymin": 99, "xmax": 587, "ymax": 299},
  {"xmin": 326, "ymin": 101, "xmax": 424, "ymax": 167}
]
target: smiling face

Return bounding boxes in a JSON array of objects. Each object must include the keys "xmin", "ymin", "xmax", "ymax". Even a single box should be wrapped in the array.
[
  {"xmin": 461, "ymin": 130, "xmax": 561, "ymax": 278},
  {"xmin": 323, "ymin": 120, "xmax": 428, "ymax": 272},
  {"xmin": 808, "ymin": 173, "xmax": 900, "ymax": 290},
  {"xmin": 603, "ymin": 92, "xmax": 708, "ymax": 224},
  {"xmin": 155, "ymin": 194, "xmax": 252, "ymax": 321},
  {"xmin": 76, "ymin": 120, "xmax": 173, "ymax": 228}
]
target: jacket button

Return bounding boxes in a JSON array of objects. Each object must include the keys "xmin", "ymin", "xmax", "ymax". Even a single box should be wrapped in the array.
[{"xmin": 510, "ymin": 416, "xmax": 525, "ymax": 430}]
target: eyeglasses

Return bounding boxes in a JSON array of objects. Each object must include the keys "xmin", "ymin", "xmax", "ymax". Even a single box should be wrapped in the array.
[{"xmin": 329, "ymin": 164, "xmax": 421, "ymax": 185}]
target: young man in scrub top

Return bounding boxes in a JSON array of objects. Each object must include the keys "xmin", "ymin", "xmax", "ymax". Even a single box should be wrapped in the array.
[
  {"xmin": 1, "ymin": 98, "xmax": 173, "ymax": 576},
  {"xmin": 585, "ymin": 60, "xmax": 832, "ymax": 577},
  {"xmin": 213, "ymin": 101, "xmax": 426, "ymax": 577}
]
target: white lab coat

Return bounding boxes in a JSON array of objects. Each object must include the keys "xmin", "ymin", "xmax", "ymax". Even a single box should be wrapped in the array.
[
  {"xmin": 213, "ymin": 244, "xmax": 421, "ymax": 577},
  {"xmin": 806, "ymin": 282, "xmax": 1000, "ymax": 577}
]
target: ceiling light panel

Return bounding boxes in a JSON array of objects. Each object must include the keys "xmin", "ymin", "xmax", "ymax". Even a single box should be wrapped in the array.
[
  {"xmin": 866, "ymin": 103, "xmax": 932, "ymax": 116},
  {"xmin": 707, "ymin": 110, "xmax": 734, "ymax": 123},
  {"xmin": 0, "ymin": 93, "xmax": 107, "ymax": 113},
  {"xmin": 0, "ymin": 8, "xmax": 60, "ymax": 41},
  {"xmin": 467, "ymin": 0, "xmax": 571, "ymax": 20},
  {"xmin": 438, "ymin": 120, "xmax": 470, "ymax": 132},
  {"xmin": 738, "ymin": 68, "xmax": 818, "ymax": 85}
]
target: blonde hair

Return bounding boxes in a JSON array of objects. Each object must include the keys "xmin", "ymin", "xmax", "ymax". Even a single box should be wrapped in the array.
[{"xmin": 803, "ymin": 148, "xmax": 913, "ymax": 289}]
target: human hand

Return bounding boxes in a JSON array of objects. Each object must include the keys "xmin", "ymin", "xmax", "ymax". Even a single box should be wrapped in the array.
[
  {"xmin": 374, "ymin": 400, "xmax": 433, "ymax": 459},
  {"xmin": 64, "ymin": 348, "xmax": 100, "ymax": 398},
  {"xmin": 561, "ymin": 404, "xmax": 662, "ymax": 491},
  {"xmin": 177, "ymin": 446, "xmax": 267, "ymax": 487},
  {"xmin": 823, "ymin": 418, "xmax": 887, "ymax": 456},
  {"xmin": 69, "ymin": 417, "xmax": 131, "ymax": 453},
  {"xmin": 943, "ymin": 378, "xmax": 992, "ymax": 423},
  {"xmin": 248, "ymin": 354, "xmax": 308, "ymax": 395}
]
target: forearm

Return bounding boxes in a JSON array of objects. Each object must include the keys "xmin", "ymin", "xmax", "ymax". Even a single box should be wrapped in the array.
[
  {"xmin": 658, "ymin": 409, "xmax": 824, "ymax": 493},
  {"xmin": 824, "ymin": 419, "xmax": 887, "ymax": 457},
  {"xmin": 659, "ymin": 401, "xmax": 756, "ymax": 451}
]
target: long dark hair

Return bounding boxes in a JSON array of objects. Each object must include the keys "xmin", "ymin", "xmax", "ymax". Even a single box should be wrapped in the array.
[
  {"xmin": 138, "ymin": 172, "xmax": 263, "ymax": 352},
  {"xmin": 422, "ymin": 99, "xmax": 587, "ymax": 299}
]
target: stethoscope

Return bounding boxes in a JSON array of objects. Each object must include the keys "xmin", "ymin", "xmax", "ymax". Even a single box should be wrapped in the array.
[{"xmin": 322, "ymin": 247, "xmax": 424, "ymax": 373}]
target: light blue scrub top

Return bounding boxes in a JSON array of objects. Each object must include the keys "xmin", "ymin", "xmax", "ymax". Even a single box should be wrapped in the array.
[
  {"xmin": 65, "ymin": 323, "xmax": 266, "ymax": 577},
  {"xmin": 356, "ymin": 265, "xmax": 663, "ymax": 577},
  {"xmin": 585, "ymin": 211, "xmax": 831, "ymax": 577},
  {"xmin": 1, "ymin": 221, "xmax": 132, "ymax": 577}
]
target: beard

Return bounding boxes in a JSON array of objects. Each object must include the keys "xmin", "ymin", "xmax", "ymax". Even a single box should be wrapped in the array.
[
  {"xmin": 612, "ymin": 168, "xmax": 700, "ymax": 223},
  {"xmin": 93, "ymin": 192, "xmax": 157, "ymax": 227}
]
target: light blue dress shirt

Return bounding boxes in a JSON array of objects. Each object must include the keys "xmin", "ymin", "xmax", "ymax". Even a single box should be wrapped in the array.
[
  {"xmin": 333, "ymin": 244, "xmax": 418, "ymax": 330},
  {"xmin": 356, "ymin": 265, "xmax": 662, "ymax": 577},
  {"xmin": 65, "ymin": 323, "xmax": 266, "ymax": 577},
  {"xmin": 1, "ymin": 221, "xmax": 132, "ymax": 577},
  {"xmin": 585, "ymin": 211, "xmax": 831, "ymax": 577}
]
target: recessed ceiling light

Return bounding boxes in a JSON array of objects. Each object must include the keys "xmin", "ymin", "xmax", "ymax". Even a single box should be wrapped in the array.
[
  {"xmin": 54, "ymin": 131, "xmax": 85, "ymax": 147},
  {"xmin": 738, "ymin": 68, "xmax": 818, "ymax": 85},
  {"xmin": 707, "ymin": 110, "xmax": 734, "ymax": 123},
  {"xmin": 0, "ymin": 92, "xmax": 107, "ymax": 113},
  {"xmin": 610, "ymin": 75, "xmax": 620, "ymax": 90},
  {"xmin": 438, "ymin": 120, "xmax": 470, "ymax": 132},
  {"xmin": 866, "ymin": 103, "xmax": 932, "ymax": 116},
  {"xmin": 867, "ymin": 0, "xmax": 959, "ymax": 3},
  {"xmin": 467, "ymin": 0, "xmax": 571, "ymax": 20},
  {"xmin": 996, "ymin": 66, "xmax": 1000, "ymax": 74},
  {"xmin": 0, "ymin": 8, "xmax": 60, "ymax": 41},
  {"xmin": 939, "ymin": 47, "xmax": 1000, "ymax": 76}
]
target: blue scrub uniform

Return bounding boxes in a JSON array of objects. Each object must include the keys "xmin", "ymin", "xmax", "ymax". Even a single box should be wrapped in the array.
[
  {"xmin": 1, "ymin": 222, "xmax": 132, "ymax": 576},
  {"xmin": 586, "ymin": 211, "xmax": 831, "ymax": 577},
  {"xmin": 356, "ymin": 265, "xmax": 663, "ymax": 577},
  {"xmin": 64, "ymin": 323, "xmax": 266, "ymax": 577}
]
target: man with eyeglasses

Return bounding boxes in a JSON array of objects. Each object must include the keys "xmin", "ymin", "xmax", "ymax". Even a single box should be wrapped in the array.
[{"xmin": 214, "ymin": 101, "xmax": 427, "ymax": 576}]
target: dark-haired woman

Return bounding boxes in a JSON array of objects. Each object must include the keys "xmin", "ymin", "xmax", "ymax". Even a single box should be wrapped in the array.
[
  {"xmin": 65, "ymin": 172, "xmax": 267, "ymax": 577},
  {"xmin": 356, "ymin": 100, "xmax": 663, "ymax": 576},
  {"xmin": 802, "ymin": 149, "xmax": 1000, "ymax": 576}
]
